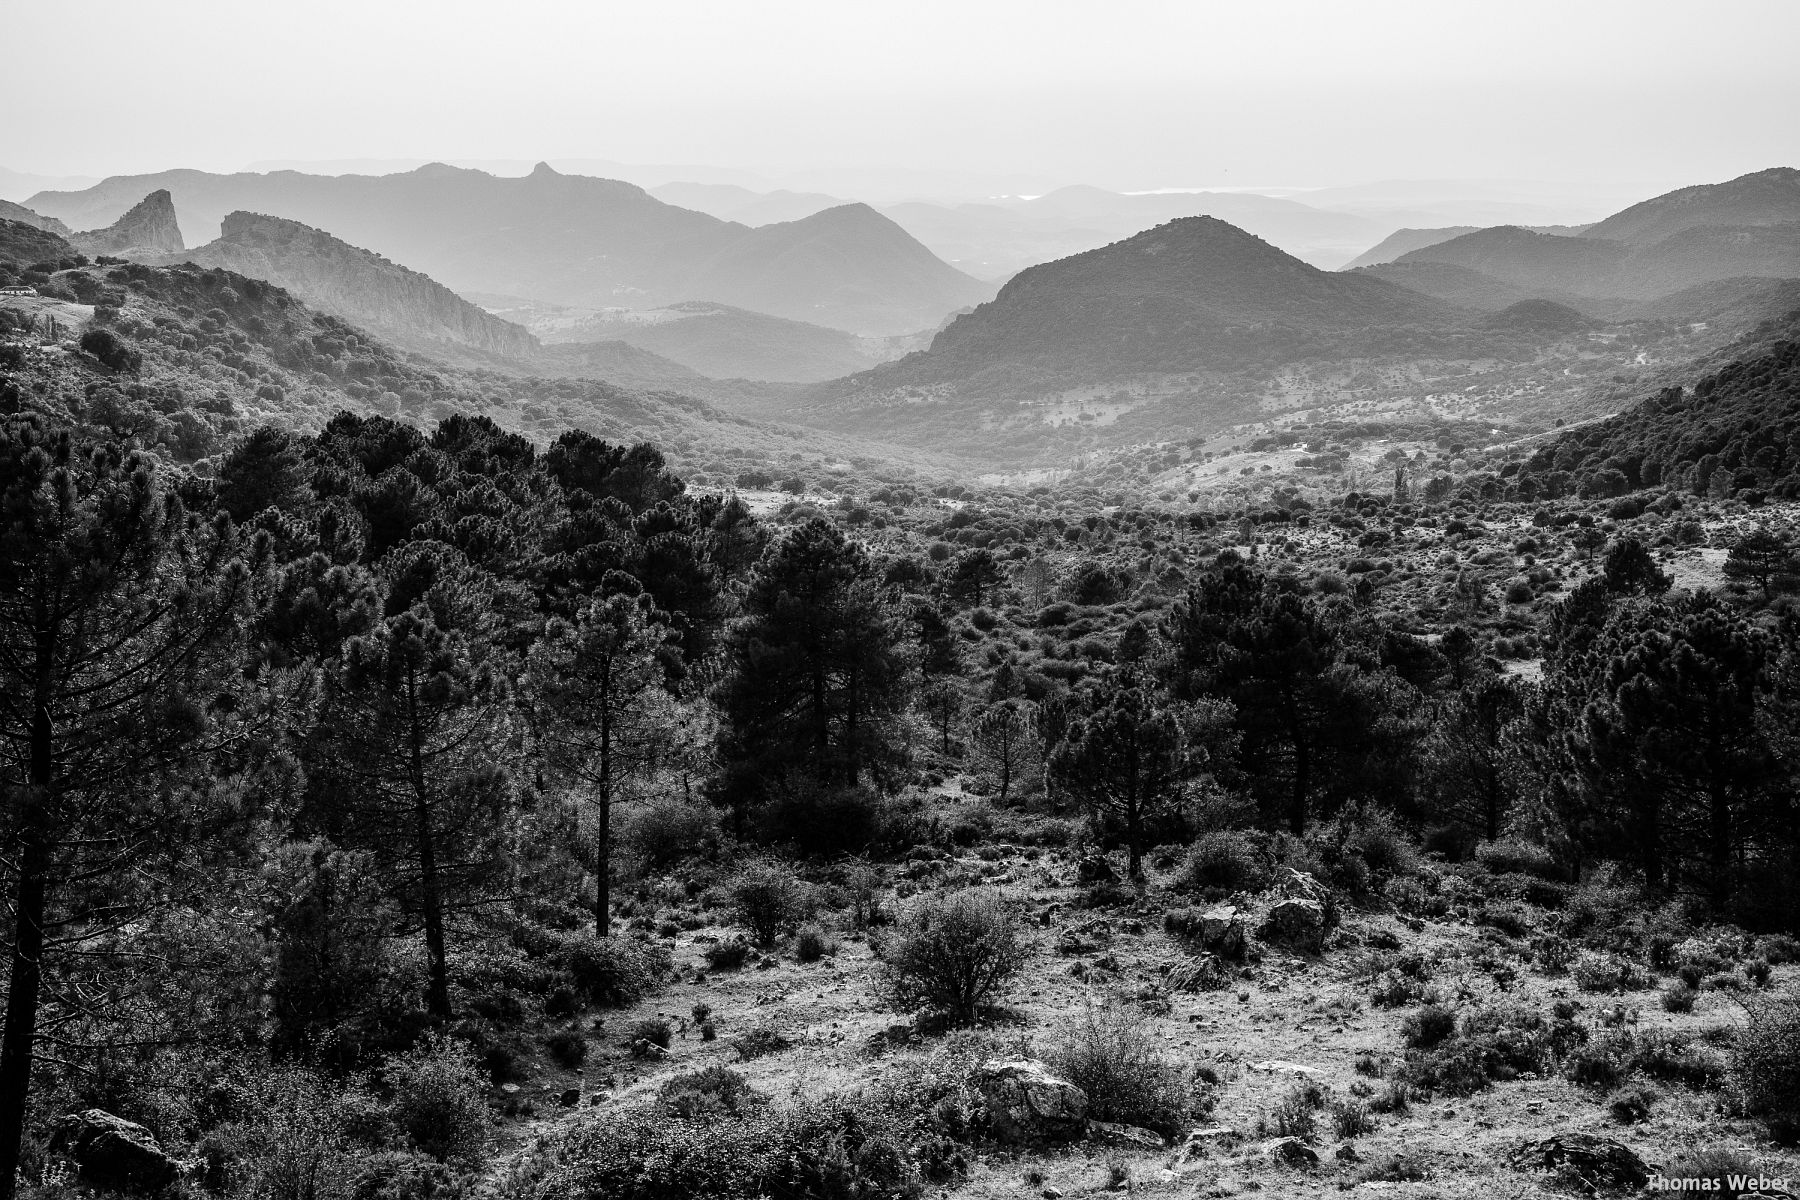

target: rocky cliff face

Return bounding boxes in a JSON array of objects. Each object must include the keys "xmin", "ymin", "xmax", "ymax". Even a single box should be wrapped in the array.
[
  {"xmin": 71, "ymin": 190, "xmax": 183, "ymax": 255},
  {"xmin": 173, "ymin": 211, "xmax": 539, "ymax": 361}
]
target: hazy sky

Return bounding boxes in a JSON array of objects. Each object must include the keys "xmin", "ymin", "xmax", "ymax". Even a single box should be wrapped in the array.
[{"xmin": 11, "ymin": 0, "xmax": 1798, "ymax": 194}]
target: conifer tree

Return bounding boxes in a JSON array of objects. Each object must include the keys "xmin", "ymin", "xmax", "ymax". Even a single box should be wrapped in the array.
[
  {"xmin": 0, "ymin": 421, "xmax": 267, "ymax": 1198},
  {"xmin": 528, "ymin": 594, "xmax": 670, "ymax": 936}
]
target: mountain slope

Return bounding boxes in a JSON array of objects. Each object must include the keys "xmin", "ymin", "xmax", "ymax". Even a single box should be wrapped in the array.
[
  {"xmin": 884, "ymin": 216, "xmax": 1458, "ymax": 385},
  {"xmin": 163, "ymin": 210, "xmax": 538, "ymax": 362},
  {"xmin": 27, "ymin": 164, "xmax": 985, "ymax": 335},
  {"xmin": 0, "ymin": 218, "xmax": 75, "ymax": 265},
  {"xmin": 1583, "ymin": 167, "xmax": 1800, "ymax": 245},
  {"xmin": 0, "ymin": 200, "xmax": 67, "ymax": 235},
  {"xmin": 1342, "ymin": 227, "xmax": 1481, "ymax": 270},
  {"xmin": 676, "ymin": 203, "xmax": 993, "ymax": 335},
  {"xmin": 70, "ymin": 190, "xmax": 184, "ymax": 256}
]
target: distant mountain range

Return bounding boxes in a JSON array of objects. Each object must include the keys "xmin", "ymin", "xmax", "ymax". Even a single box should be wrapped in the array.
[
  {"xmin": 26, "ymin": 163, "xmax": 992, "ymax": 336},
  {"xmin": 520, "ymin": 299, "xmax": 923, "ymax": 383},
  {"xmin": 1376, "ymin": 169, "xmax": 1800, "ymax": 303},
  {"xmin": 1341, "ymin": 224, "xmax": 1591, "ymax": 270}
]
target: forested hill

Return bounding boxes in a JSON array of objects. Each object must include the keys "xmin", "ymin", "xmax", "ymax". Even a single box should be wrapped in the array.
[
  {"xmin": 1540, "ymin": 311, "xmax": 1800, "ymax": 499},
  {"xmin": 0, "ymin": 250, "xmax": 953, "ymax": 487}
]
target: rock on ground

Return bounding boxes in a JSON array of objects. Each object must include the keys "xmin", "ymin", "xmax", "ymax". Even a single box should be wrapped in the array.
[
  {"xmin": 50, "ymin": 1109, "xmax": 178, "ymax": 1192},
  {"xmin": 976, "ymin": 1059, "xmax": 1089, "ymax": 1143}
]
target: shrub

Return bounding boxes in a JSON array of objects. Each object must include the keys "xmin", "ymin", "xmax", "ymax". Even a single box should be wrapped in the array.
[
  {"xmin": 629, "ymin": 1018, "xmax": 673, "ymax": 1051},
  {"xmin": 1178, "ymin": 831, "xmax": 1269, "ymax": 893},
  {"xmin": 1571, "ymin": 951, "xmax": 1651, "ymax": 994},
  {"xmin": 705, "ymin": 939, "xmax": 753, "ymax": 971},
  {"xmin": 659, "ymin": 1067, "xmax": 764, "ymax": 1119},
  {"xmin": 733, "ymin": 1027, "xmax": 792, "ymax": 1061},
  {"xmin": 731, "ymin": 859, "xmax": 809, "ymax": 947},
  {"xmin": 543, "ymin": 1029, "xmax": 587, "ymax": 1068},
  {"xmin": 795, "ymin": 923, "xmax": 836, "ymax": 963},
  {"xmin": 1731, "ymin": 994, "xmax": 1800, "ymax": 1141},
  {"xmin": 1661, "ymin": 982, "xmax": 1698, "ymax": 1012},
  {"xmin": 493, "ymin": 1095, "xmax": 921, "ymax": 1200},
  {"xmin": 1401, "ymin": 1006, "xmax": 1556, "ymax": 1096},
  {"xmin": 1607, "ymin": 1084, "xmax": 1657, "ymax": 1124},
  {"xmin": 1475, "ymin": 839, "xmax": 1559, "ymax": 880},
  {"xmin": 1632, "ymin": 1031, "xmax": 1727, "ymax": 1091},
  {"xmin": 624, "ymin": 797, "xmax": 721, "ymax": 869},
  {"xmin": 1330, "ymin": 1098, "xmax": 1374, "ymax": 1138},
  {"xmin": 1659, "ymin": 1148, "xmax": 1769, "ymax": 1196},
  {"xmin": 383, "ymin": 1035, "xmax": 491, "ymax": 1166},
  {"xmin": 1533, "ymin": 935, "xmax": 1574, "ymax": 975},
  {"xmin": 558, "ymin": 935, "xmax": 669, "ymax": 1007},
  {"xmin": 878, "ymin": 889, "xmax": 1026, "ymax": 1025},
  {"xmin": 1046, "ymin": 1006, "xmax": 1200, "ymax": 1139},
  {"xmin": 1565, "ymin": 1032, "xmax": 1633, "ymax": 1090},
  {"xmin": 1263, "ymin": 1081, "xmax": 1322, "ymax": 1141},
  {"xmin": 1402, "ymin": 1005, "xmax": 1456, "ymax": 1049}
]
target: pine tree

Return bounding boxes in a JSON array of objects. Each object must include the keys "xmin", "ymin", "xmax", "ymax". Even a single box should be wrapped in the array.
[
  {"xmin": 969, "ymin": 699, "xmax": 1040, "ymax": 805},
  {"xmin": 327, "ymin": 608, "xmax": 512, "ymax": 1018},
  {"xmin": 1050, "ymin": 683, "xmax": 1188, "ymax": 878},
  {"xmin": 1725, "ymin": 526, "xmax": 1799, "ymax": 600},
  {"xmin": 715, "ymin": 519, "xmax": 910, "ymax": 812},
  {"xmin": 528, "ymin": 594, "xmax": 671, "ymax": 936},
  {"xmin": 0, "ymin": 421, "xmax": 267, "ymax": 1198}
]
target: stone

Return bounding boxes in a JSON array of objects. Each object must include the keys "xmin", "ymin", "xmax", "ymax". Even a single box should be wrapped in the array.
[
  {"xmin": 976, "ymin": 1059, "xmax": 1088, "ymax": 1143},
  {"xmin": 1262, "ymin": 897, "xmax": 1329, "ymax": 953},
  {"xmin": 1175, "ymin": 1127, "xmax": 1242, "ymax": 1161},
  {"xmin": 1263, "ymin": 1136, "xmax": 1321, "ymax": 1166},
  {"xmin": 49, "ymin": 1110, "xmax": 179, "ymax": 1192},
  {"xmin": 1335, "ymin": 1143, "xmax": 1362, "ymax": 1163},
  {"xmin": 1196, "ymin": 905, "xmax": 1248, "ymax": 959},
  {"xmin": 558, "ymin": 1088, "xmax": 581, "ymax": 1108},
  {"xmin": 1089, "ymin": 1120, "xmax": 1164, "ymax": 1150},
  {"xmin": 1509, "ymin": 1134, "xmax": 1649, "ymax": 1191},
  {"xmin": 1249, "ymin": 1060, "xmax": 1323, "ymax": 1077}
]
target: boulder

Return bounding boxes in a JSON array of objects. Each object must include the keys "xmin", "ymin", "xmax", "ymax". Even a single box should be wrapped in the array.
[
  {"xmin": 1509, "ymin": 1134, "xmax": 1648, "ymax": 1190},
  {"xmin": 1194, "ymin": 906, "xmax": 1247, "ymax": 959},
  {"xmin": 1088, "ymin": 1119, "xmax": 1164, "ymax": 1150},
  {"xmin": 1174, "ymin": 1126, "xmax": 1242, "ymax": 1162},
  {"xmin": 557, "ymin": 1087, "xmax": 581, "ymax": 1108},
  {"xmin": 1262, "ymin": 897, "xmax": 1329, "ymax": 953},
  {"xmin": 976, "ymin": 1059, "xmax": 1088, "ymax": 1143},
  {"xmin": 1262, "ymin": 1136, "xmax": 1321, "ymax": 1166},
  {"xmin": 50, "ymin": 1110, "xmax": 178, "ymax": 1192}
]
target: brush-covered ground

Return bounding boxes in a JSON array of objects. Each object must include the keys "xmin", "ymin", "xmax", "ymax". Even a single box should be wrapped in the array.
[{"xmin": 481, "ymin": 797, "xmax": 1800, "ymax": 1199}]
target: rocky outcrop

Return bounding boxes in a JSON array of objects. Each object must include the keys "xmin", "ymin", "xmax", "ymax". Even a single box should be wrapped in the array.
[
  {"xmin": 976, "ymin": 1059, "xmax": 1088, "ymax": 1143},
  {"xmin": 171, "ymin": 211, "xmax": 538, "ymax": 361},
  {"xmin": 1509, "ymin": 1134, "xmax": 1649, "ymax": 1190},
  {"xmin": 50, "ymin": 1110, "xmax": 179, "ymax": 1191},
  {"xmin": 71, "ymin": 190, "xmax": 183, "ymax": 255}
]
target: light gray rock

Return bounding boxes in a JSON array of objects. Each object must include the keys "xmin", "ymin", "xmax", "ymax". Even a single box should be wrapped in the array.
[{"xmin": 976, "ymin": 1059, "xmax": 1088, "ymax": 1143}]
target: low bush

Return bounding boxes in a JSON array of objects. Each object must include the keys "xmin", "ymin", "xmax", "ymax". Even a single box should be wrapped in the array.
[
  {"xmin": 795, "ymin": 922, "xmax": 836, "ymax": 963},
  {"xmin": 1658, "ymin": 1148, "xmax": 1770, "ymax": 1196},
  {"xmin": 1046, "ymin": 1006, "xmax": 1202, "ymax": 1139},
  {"xmin": 731, "ymin": 860, "xmax": 809, "ymax": 947},
  {"xmin": 878, "ymin": 889, "xmax": 1027, "ymax": 1025},
  {"xmin": 705, "ymin": 939, "xmax": 753, "ymax": 971},
  {"xmin": 659, "ymin": 1066, "xmax": 764, "ymax": 1119},
  {"xmin": 1330, "ymin": 1097, "xmax": 1374, "ymax": 1138},
  {"xmin": 1570, "ymin": 951, "xmax": 1653, "ymax": 994},
  {"xmin": 1607, "ymin": 1083, "xmax": 1657, "ymax": 1123},
  {"xmin": 1662, "ymin": 982, "xmax": 1699, "ymax": 1012},
  {"xmin": 1731, "ymin": 994, "xmax": 1800, "ymax": 1142},
  {"xmin": 1565, "ymin": 1032, "xmax": 1633, "ymax": 1090},
  {"xmin": 624, "ymin": 797, "xmax": 721, "ymax": 869},
  {"xmin": 557, "ymin": 934, "xmax": 669, "ymax": 1007},
  {"xmin": 1178, "ymin": 831, "xmax": 1270, "ymax": 894},
  {"xmin": 1474, "ymin": 839, "xmax": 1560, "ymax": 880},
  {"xmin": 629, "ymin": 1018, "xmax": 673, "ymax": 1051},
  {"xmin": 1402, "ymin": 1005, "xmax": 1457, "ymax": 1049},
  {"xmin": 1262, "ymin": 1081, "xmax": 1323, "ymax": 1141},
  {"xmin": 383, "ymin": 1035, "xmax": 491, "ymax": 1166},
  {"xmin": 1401, "ymin": 1006, "xmax": 1559, "ymax": 1096},
  {"xmin": 543, "ymin": 1029, "xmax": 587, "ymax": 1068},
  {"xmin": 493, "ymin": 1095, "xmax": 924, "ymax": 1200}
]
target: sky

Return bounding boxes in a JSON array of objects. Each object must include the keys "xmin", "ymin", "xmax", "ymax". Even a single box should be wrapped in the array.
[{"xmin": 9, "ymin": 0, "xmax": 1799, "ymax": 198}]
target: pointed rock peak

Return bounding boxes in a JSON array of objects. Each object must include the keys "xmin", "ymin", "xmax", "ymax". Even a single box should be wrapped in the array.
[
  {"xmin": 71, "ymin": 189, "xmax": 184, "ymax": 255},
  {"xmin": 530, "ymin": 161, "xmax": 560, "ymax": 178}
]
